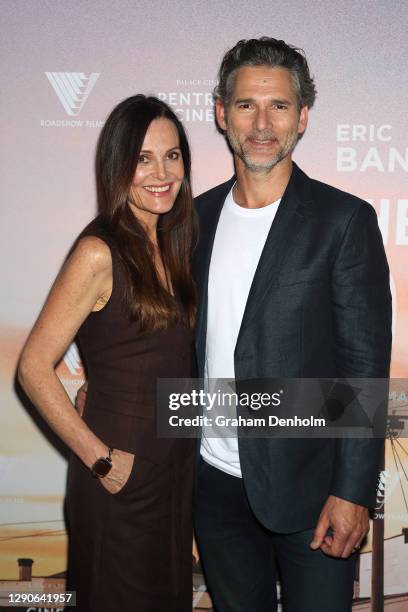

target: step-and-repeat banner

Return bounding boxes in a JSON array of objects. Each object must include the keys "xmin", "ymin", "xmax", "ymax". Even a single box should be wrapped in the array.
[{"xmin": 1, "ymin": 1, "xmax": 407, "ymax": 609}]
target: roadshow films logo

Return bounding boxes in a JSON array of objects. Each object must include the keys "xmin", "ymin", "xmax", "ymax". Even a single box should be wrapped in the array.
[{"xmin": 41, "ymin": 71, "xmax": 103, "ymax": 128}]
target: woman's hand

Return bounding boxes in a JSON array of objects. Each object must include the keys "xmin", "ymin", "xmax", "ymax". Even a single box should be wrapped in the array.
[
  {"xmin": 99, "ymin": 449, "xmax": 135, "ymax": 495},
  {"xmin": 75, "ymin": 382, "xmax": 88, "ymax": 417}
]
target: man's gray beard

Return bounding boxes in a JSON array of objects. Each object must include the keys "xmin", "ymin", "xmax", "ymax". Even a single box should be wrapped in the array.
[
  {"xmin": 238, "ymin": 148, "xmax": 286, "ymax": 173},
  {"xmin": 227, "ymin": 129, "xmax": 299, "ymax": 174}
]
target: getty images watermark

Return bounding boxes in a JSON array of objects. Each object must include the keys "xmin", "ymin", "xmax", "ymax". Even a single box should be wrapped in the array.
[
  {"xmin": 156, "ymin": 378, "xmax": 405, "ymax": 439},
  {"xmin": 167, "ymin": 388, "xmax": 325, "ymax": 429}
]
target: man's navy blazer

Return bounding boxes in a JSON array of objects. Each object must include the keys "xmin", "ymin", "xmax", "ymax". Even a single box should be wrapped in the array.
[{"xmin": 192, "ymin": 162, "xmax": 392, "ymax": 533}]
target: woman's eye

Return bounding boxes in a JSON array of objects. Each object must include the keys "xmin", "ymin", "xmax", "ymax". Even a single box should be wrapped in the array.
[
  {"xmin": 138, "ymin": 155, "xmax": 149, "ymax": 164},
  {"xmin": 168, "ymin": 151, "xmax": 180, "ymax": 160}
]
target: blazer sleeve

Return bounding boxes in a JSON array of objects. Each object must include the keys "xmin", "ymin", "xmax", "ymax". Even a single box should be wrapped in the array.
[{"xmin": 329, "ymin": 201, "xmax": 392, "ymax": 507}]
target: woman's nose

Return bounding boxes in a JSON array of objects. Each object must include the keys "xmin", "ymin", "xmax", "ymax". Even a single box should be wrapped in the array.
[{"xmin": 153, "ymin": 160, "xmax": 167, "ymax": 180}]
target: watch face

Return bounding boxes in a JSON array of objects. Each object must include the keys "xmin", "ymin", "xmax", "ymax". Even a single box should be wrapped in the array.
[{"xmin": 92, "ymin": 457, "xmax": 112, "ymax": 478}]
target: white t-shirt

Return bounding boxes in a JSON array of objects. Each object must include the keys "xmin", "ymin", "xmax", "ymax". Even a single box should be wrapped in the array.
[{"xmin": 201, "ymin": 186, "xmax": 280, "ymax": 477}]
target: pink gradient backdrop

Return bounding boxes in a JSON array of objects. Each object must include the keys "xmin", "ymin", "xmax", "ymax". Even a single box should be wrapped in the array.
[{"xmin": 1, "ymin": 0, "xmax": 407, "ymax": 603}]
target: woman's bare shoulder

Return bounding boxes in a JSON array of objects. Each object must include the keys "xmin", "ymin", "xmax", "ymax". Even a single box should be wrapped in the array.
[{"xmin": 69, "ymin": 235, "xmax": 112, "ymax": 276}]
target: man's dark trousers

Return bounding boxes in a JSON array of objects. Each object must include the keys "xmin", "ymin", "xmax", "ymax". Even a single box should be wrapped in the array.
[{"xmin": 195, "ymin": 459, "xmax": 357, "ymax": 612}]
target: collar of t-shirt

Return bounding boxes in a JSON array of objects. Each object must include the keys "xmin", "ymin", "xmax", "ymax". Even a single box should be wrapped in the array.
[{"xmin": 225, "ymin": 185, "xmax": 281, "ymax": 216}]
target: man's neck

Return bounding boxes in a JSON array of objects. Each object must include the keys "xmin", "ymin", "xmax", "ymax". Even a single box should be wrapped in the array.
[{"xmin": 233, "ymin": 156, "xmax": 293, "ymax": 209}]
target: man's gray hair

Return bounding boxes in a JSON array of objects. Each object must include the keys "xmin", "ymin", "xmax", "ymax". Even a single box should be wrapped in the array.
[{"xmin": 214, "ymin": 37, "xmax": 317, "ymax": 111}]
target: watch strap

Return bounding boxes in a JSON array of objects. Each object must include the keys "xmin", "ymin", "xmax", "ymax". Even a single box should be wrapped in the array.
[{"xmin": 90, "ymin": 447, "xmax": 114, "ymax": 478}]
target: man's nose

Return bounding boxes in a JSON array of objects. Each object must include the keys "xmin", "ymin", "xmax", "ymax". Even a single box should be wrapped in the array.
[{"xmin": 254, "ymin": 108, "xmax": 271, "ymax": 132}]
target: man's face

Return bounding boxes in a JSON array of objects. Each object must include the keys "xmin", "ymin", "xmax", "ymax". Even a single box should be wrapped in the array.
[{"xmin": 216, "ymin": 65, "xmax": 308, "ymax": 173}]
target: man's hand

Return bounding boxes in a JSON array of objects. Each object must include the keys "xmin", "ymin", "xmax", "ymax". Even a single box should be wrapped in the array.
[
  {"xmin": 75, "ymin": 382, "xmax": 88, "ymax": 417},
  {"xmin": 99, "ymin": 449, "xmax": 134, "ymax": 495},
  {"xmin": 310, "ymin": 495, "xmax": 369, "ymax": 558}
]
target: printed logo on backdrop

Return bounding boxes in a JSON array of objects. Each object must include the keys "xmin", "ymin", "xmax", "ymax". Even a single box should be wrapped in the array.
[
  {"xmin": 337, "ymin": 125, "xmax": 408, "ymax": 247},
  {"xmin": 63, "ymin": 343, "xmax": 83, "ymax": 375},
  {"xmin": 376, "ymin": 469, "xmax": 401, "ymax": 511},
  {"xmin": 374, "ymin": 469, "xmax": 408, "ymax": 522},
  {"xmin": 336, "ymin": 124, "xmax": 408, "ymax": 173},
  {"xmin": 46, "ymin": 72, "xmax": 99, "ymax": 116},
  {"xmin": 157, "ymin": 78, "xmax": 218, "ymax": 123},
  {"xmin": 41, "ymin": 71, "xmax": 103, "ymax": 128},
  {"xmin": 56, "ymin": 343, "xmax": 85, "ymax": 399}
]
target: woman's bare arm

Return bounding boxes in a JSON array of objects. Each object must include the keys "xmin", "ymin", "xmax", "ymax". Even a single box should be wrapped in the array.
[{"xmin": 18, "ymin": 236, "xmax": 112, "ymax": 469}]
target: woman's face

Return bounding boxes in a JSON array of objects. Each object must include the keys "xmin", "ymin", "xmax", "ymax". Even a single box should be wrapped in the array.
[{"xmin": 128, "ymin": 117, "xmax": 184, "ymax": 229}]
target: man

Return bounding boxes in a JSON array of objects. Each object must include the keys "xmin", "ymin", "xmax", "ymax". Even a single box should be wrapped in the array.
[{"xmin": 192, "ymin": 37, "xmax": 391, "ymax": 612}]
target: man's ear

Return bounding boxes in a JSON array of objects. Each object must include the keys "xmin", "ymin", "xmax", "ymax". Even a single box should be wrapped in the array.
[
  {"xmin": 215, "ymin": 98, "xmax": 228, "ymax": 131},
  {"xmin": 298, "ymin": 106, "xmax": 308, "ymax": 137}
]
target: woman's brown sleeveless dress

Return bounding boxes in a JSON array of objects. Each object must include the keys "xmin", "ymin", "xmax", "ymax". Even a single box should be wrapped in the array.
[{"xmin": 65, "ymin": 218, "xmax": 196, "ymax": 612}]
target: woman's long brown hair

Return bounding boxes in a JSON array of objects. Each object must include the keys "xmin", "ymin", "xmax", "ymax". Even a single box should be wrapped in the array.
[{"xmin": 95, "ymin": 95, "xmax": 197, "ymax": 332}]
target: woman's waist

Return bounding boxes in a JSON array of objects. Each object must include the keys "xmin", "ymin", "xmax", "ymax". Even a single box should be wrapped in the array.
[
  {"xmin": 84, "ymin": 349, "xmax": 193, "ymax": 383},
  {"xmin": 85, "ymin": 384, "xmax": 158, "ymax": 416}
]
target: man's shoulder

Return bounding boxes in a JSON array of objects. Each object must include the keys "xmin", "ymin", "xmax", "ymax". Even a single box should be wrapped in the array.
[
  {"xmin": 194, "ymin": 178, "xmax": 234, "ymax": 212},
  {"xmin": 307, "ymin": 173, "xmax": 373, "ymax": 218},
  {"xmin": 194, "ymin": 168, "xmax": 375, "ymax": 222}
]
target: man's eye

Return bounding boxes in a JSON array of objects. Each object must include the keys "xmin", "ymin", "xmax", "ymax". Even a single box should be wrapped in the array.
[
  {"xmin": 274, "ymin": 104, "xmax": 287, "ymax": 110},
  {"xmin": 238, "ymin": 103, "xmax": 252, "ymax": 110}
]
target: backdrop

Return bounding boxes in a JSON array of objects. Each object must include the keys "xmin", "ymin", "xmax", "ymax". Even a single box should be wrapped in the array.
[{"xmin": 1, "ymin": 1, "xmax": 407, "ymax": 609}]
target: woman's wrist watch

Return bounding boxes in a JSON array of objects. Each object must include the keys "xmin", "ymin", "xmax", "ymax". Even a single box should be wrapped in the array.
[{"xmin": 91, "ymin": 447, "xmax": 113, "ymax": 478}]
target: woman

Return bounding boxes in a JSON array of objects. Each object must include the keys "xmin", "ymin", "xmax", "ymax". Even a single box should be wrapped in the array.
[{"xmin": 18, "ymin": 95, "xmax": 197, "ymax": 612}]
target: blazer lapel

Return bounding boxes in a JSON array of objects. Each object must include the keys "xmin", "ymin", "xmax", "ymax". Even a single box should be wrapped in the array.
[
  {"xmin": 194, "ymin": 177, "xmax": 235, "ymax": 375},
  {"xmin": 235, "ymin": 163, "xmax": 313, "ymax": 344}
]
